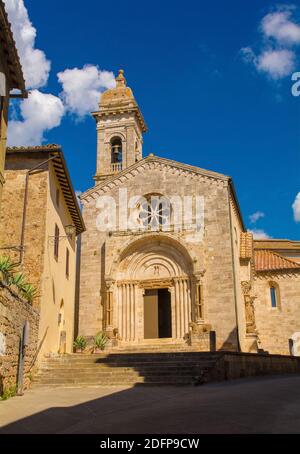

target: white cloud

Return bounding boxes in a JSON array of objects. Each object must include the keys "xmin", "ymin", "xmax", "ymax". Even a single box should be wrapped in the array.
[
  {"xmin": 257, "ymin": 49, "xmax": 296, "ymax": 79},
  {"xmin": 7, "ymin": 90, "xmax": 64, "ymax": 146},
  {"xmin": 4, "ymin": 0, "xmax": 51, "ymax": 88},
  {"xmin": 292, "ymin": 192, "xmax": 300, "ymax": 222},
  {"xmin": 4, "ymin": 2, "xmax": 115, "ymax": 145},
  {"xmin": 75, "ymin": 190, "xmax": 83, "ymax": 208},
  {"xmin": 248, "ymin": 229, "xmax": 272, "ymax": 240},
  {"xmin": 241, "ymin": 6, "xmax": 300, "ymax": 80},
  {"xmin": 241, "ymin": 46, "xmax": 296, "ymax": 80},
  {"xmin": 261, "ymin": 10, "xmax": 300, "ymax": 45},
  {"xmin": 249, "ymin": 211, "xmax": 265, "ymax": 224},
  {"xmin": 57, "ymin": 65, "xmax": 115, "ymax": 117}
]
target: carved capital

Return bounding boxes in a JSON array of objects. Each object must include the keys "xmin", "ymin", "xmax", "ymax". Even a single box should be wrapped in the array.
[
  {"xmin": 241, "ymin": 280, "xmax": 252, "ymax": 295},
  {"xmin": 192, "ymin": 269, "xmax": 206, "ymax": 284},
  {"xmin": 105, "ymin": 278, "xmax": 115, "ymax": 291}
]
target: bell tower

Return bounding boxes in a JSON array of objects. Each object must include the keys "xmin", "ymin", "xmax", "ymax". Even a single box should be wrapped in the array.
[{"xmin": 93, "ymin": 70, "xmax": 147, "ymax": 182}]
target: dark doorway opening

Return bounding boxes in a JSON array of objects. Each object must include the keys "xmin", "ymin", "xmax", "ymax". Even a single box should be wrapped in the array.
[
  {"xmin": 144, "ymin": 288, "xmax": 172, "ymax": 339},
  {"xmin": 158, "ymin": 289, "xmax": 172, "ymax": 338}
]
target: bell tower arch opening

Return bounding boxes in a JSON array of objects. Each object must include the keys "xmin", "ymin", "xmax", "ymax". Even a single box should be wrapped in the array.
[
  {"xmin": 110, "ymin": 136, "xmax": 123, "ymax": 171},
  {"xmin": 92, "ymin": 69, "xmax": 148, "ymax": 182}
]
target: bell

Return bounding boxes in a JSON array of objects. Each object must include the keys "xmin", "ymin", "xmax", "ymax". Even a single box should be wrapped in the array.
[{"xmin": 113, "ymin": 145, "xmax": 120, "ymax": 155}]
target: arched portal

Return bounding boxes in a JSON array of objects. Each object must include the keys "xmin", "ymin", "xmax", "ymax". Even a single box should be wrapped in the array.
[{"xmin": 108, "ymin": 236, "xmax": 196, "ymax": 344}]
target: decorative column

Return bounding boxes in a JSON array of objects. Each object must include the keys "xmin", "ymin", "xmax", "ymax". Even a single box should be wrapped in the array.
[
  {"xmin": 241, "ymin": 281, "xmax": 257, "ymax": 334},
  {"xmin": 241, "ymin": 281, "xmax": 259, "ymax": 353},
  {"xmin": 104, "ymin": 279, "xmax": 116, "ymax": 343},
  {"xmin": 191, "ymin": 270, "xmax": 206, "ymax": 324},
  {"xmin": 168, "ymin": 286, "xmax": 176, "ymax": 339},
  {"xmin": 116, "ymin": 281, "xmax": 138, "ymax": 343},
  {"xmin": 189, "ymin": 271, "xmax": 212, "ymax": 350}
]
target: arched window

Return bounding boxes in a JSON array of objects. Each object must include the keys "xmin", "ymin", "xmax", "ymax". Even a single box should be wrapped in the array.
[
  {"xmin": 269, "ymin": 282, "xmax": 280, "ymax": 309},
  {"xmin": 110, "ymin": 137, "xmax": 122, "ymax": 164}
]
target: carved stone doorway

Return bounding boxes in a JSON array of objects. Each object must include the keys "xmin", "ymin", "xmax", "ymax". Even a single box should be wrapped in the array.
[{"xmin": 144, "ymin": 288, "xmax": 172, "ymax": 339}]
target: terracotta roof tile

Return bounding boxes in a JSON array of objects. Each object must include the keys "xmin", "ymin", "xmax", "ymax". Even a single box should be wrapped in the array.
[{"xmin": 255, "ymin": 250, "xmax": 300, "ymax": 272}]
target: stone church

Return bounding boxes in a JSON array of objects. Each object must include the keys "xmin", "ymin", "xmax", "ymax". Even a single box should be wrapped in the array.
[{"xmin": 79, "ymin": 70, "xmax": 300, "ymax": 356}]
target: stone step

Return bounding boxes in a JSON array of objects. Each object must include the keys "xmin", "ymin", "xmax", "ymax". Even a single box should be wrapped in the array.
[
  {"xmin": 39, "ymin": 361, "xmax": 215, "ymax": 374},
  {"xmin": 34, "ymin": 369, "xmax": 208, "ymax": 380},
  {"xmin": 42, "ymin": 352, "xmax": 219, "ymax": 363},
  {"xmin": 33, "ymin": 381, "xmax": 193, "ymax": 388},
  {"xmin": 41, "ymin": 360, "xmax": 216, "ymax": 368},
  {"xmin": 33, "ymin": 351, "xmax": 219, "ymax": 388},
  {"xmin": 33, "ymin": 375, "xmax": 195, "ymax": 386}
]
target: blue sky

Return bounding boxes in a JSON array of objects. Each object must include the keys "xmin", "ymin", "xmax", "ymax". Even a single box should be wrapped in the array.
[{"xmin": 5, "ymin": 0, "xmax": 300, "ymax": 240}]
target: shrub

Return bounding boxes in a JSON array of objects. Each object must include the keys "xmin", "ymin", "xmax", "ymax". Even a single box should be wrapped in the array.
[
  {"xmin": 73, "ymin": 336, "xmax": 87, "ymax": 351},
  {"xmin": 0, "ymin": 383, "xmax": 17, "ymax": 401},
  {"xmin": 94, "ymin": 332, "xmax": 108, "ymax": 351},
  {"xmin": 8, "ymin": 272, "xmax": 26, "ymax": 287},
  {"xmin": 19, "ymin": 283, "xmax": 38, "ymax": 303},
  {"xmin": 0, "ymin": 257, "xmax": 37, "ymax": 303},
  {"xmin": 0, "ymin": 256, "xmax": 17, "ymax": 278}
]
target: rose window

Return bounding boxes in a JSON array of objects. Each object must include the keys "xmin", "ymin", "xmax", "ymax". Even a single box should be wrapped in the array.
[{"xmin": 138, "ymin": 196, "xmax": 170, "ymax": 229}]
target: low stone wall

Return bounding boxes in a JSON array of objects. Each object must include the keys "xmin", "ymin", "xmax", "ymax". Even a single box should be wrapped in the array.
[
  {"xmin": 0, "ymin": 282, "xmax": 39, "ymax": 393},
  {"xmin": 211, "ymin": 352, "xmax": 300, "ymax": 382}
]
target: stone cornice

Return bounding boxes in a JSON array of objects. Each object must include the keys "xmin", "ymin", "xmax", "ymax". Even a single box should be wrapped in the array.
[
  {"xmin": 254, "ymin": 269, "xmax": 300, "ymax": 279},
  {"xmin": 92, "ymin": 105, "xmax": 147, "ymax": 133},
  {"xmin": 81, "ymin": 155, "xmax": 230, "ymax": 202}
]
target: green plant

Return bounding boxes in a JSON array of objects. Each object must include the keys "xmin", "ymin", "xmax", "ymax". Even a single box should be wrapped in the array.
[
  {"xmin": 73, "ymin": 336, "xmax": 87, "ymax": 351},
  {"xmin": 0, "ymin": 258, "xmax": 37, "ymax": 303},
  {"xmin": 94, "ymin": 332, "xmax": 108, "ymax": 351},
  {"xmin": 8, "ymin": 272, "xmax": 26, "ymax": 288},
  {"xmin": 0, "ymin": 384, "xmax": 17, "ymax": 401},
  {"xmin": 20, "ymin": 283, "xmax": 38, "ymax": 303},
  {"xmin": 0, "ymin": 256, "xmax": 17, "ymax": 276}
]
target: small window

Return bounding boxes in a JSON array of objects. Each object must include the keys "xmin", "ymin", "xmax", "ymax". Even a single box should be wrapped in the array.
[
  {"xmin": 56, "ymin": 189, "xmax": 60, "ymax": 207},
  {"xmin": 66, "ymin": 248, "xmax": 70, "ymax": 279},
  {"xmin": 270, "ymin": 286, "xmax": 278, "ymax": 308},
  {"xmin": 54, "ymin": 224, "xmax": 59, "ymax": 260}
]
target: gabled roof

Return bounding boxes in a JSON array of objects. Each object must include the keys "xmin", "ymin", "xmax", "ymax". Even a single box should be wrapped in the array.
[
  {"xmin": 82, "ymin": 155, "xmax": 230, "ymax": 200},
  {"xmin": 0, "ymin": 0, "xmax": 26, "ymax": 93},
  {"xmin": 81, "ymin": 154, "xmax": 246, "ymax": 231},
  {"xmin": 255, "ymin": 250, "xmax": 300, "ymax": 273},
  {"xmin": 6, "ymin": 145, "xmax": 85, "ymax": 235}
]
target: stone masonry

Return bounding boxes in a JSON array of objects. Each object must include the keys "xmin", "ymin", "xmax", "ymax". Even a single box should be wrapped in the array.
[{"xmin": 0, "ymin": 281, "xmax": 39, "ymax": 393}]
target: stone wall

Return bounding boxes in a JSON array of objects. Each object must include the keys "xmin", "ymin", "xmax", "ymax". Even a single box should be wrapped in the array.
[
  {"xmin": 0, "ymin": 155, "xmax": 49, "ymax": 311},
  {"xmin": 210, "ymin": 352, "xmax": 300, "ymax": 382},
  {"xmin": 253, "ymin": 272, "xmax": 300, "ymax": 355},
  {"xmin": 0, "ymin": 281, "xmax": 39, "ymax": 393}
]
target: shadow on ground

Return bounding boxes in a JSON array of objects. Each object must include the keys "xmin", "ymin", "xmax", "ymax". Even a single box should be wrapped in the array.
[{"xmin": 1, "ymin": 375, "xmax": 300, "ymax": 434}]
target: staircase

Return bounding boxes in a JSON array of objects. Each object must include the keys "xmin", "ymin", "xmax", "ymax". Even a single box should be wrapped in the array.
[{"xmin": 33, "ymin": 351, "xmax": 221, "ymax": 388}]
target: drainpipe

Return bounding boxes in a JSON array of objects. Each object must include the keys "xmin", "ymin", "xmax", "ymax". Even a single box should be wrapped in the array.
[
  {"xmin": 19, "ymin": 155, "xmax": 58, "ymax": 266},
  {"xmin": 227, "ymin": 181, "xmax": 241, "ymax": 352},
  {"xmin": 16, "ymin": 321, "xmax": 30, "ymax": 396}
]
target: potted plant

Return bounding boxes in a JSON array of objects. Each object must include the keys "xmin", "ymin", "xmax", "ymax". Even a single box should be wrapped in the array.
[
  {"xmin": 94, "ymin": 332, "xmax": 108, "ymax": 353},
  {"xmin": 73, "ymin": 336, "xmax": 87, "ymax": 353}
]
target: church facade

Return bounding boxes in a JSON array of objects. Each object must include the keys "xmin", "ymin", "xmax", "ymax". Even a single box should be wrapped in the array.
[{"xmin": 78, "ymin": 70, "xmax": 300, "ymax": 356}]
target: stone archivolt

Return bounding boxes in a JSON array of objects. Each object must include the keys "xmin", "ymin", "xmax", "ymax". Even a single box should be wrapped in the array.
[{"xmin": 101, "ymin": 235, "xmax": 204, "ymax": 343}]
